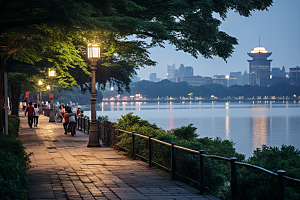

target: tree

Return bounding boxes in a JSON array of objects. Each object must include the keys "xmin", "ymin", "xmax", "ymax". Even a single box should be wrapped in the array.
[{"xmin": 1, "ymin": 0, "xmax": 273, "ymax": 129}]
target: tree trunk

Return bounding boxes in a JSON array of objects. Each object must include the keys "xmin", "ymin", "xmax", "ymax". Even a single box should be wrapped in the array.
[
  {"xmin": 11, "ymin": 83, "xmax": 21, "ymax": 116},
  {"xmin": 0, "ymin": 60, "xmax": 4, "ymax": 132}
]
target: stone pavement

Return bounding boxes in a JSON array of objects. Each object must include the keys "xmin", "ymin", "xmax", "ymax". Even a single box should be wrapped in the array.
[{"xmin": 18, "ymin": 113, "xmax": 219, "ymax": 200}]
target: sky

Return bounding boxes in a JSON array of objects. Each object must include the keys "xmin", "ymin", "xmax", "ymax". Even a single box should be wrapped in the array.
[{"xmin": 136, "ymin": 0, "xmax": 300, "ymax": 80}]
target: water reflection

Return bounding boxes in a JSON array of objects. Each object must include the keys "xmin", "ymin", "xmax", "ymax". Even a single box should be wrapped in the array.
[
  {"xmin": 251, "ymin": 116, "xmax": 268, "ymax": 152},
  {"xmin": 225, "ymin": 116, "xmax": 230, "ymax": 139}
]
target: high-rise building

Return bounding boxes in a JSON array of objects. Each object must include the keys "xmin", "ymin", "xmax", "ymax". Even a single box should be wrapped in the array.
[
  {"xmin": 131, "ymin": 76, "xmax": 140, "ymax": 82},
  {"xmin": 242, "ymin": 70, "xmax": 249, "ymax": 85},
  {"xmin": 229, "ymin": 72, "xmax": 242, "ymax": 86},
  {"xmin": 271, "ymin": 66, "xmax": 286, "ymax": 78},
  {"xmin": 289, "ymin": 66, "xmax": 300, "ymax": 86},
  {"xmin": 185, "ymin": 66, "xmax": 193, "ymax": 77},
  {"xmin": 167, "ymin": 63, "xmax": 175, "ymax": 79},
  {"xmin": 179, "ymin": 64, "xmax": 185, "ymax": 76},
  {"xmin": 149, "ymin": 73, "xmax": 157, "ymax": 82},
  {"xmin": 247, "ymin": 47, "xmax": 272, "ymax": 86}
]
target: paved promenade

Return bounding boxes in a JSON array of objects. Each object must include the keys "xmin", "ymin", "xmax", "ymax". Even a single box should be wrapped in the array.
[{"xmin": 18, "ymin": 114, "xmax": 218, "ymax": 200}]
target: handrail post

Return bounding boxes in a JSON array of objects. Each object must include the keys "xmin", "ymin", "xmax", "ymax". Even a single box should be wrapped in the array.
[
  {"xmin": 171, "ymin": 142, "xmax": 176, "ymax": 180},
  {"xmin": 87, "ymin": 117, "xmax": 90, "ymax": 133},
  {"xmin": 231, "ymin": 157, "xmax": 237, "ymax": 200},
  {"xmin": 148, "ymin": 136, "xmax": 153, "ymax": 167},
  {"xmin": 199, "ymin": 150, "xmax": 205, "ymax": 194},
  {"xmin": 80, "ymin": 117, "xmax": 82, "ymax": 131},
  {"xmin": 277, "ymin": 170, "xmax": 286, "ymax": 200},
  {"xmin": 132, "ymin": 132, "xmax": 136, "ymax": 159},
  {"xmin": 77, "ymin": 117, "xmax": 79, "ymax": 129},
  {"xmin": 83, "ymin": 117, "xmax": 86, "ymax": 133}
]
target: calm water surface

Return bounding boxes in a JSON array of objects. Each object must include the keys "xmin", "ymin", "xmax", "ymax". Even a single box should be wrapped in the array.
[{"xmin": 82, "ymin": 101, "xmax": 300, "ymax": 158}]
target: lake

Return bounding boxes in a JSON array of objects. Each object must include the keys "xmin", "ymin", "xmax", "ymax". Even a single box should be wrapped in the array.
[{"xmin": 81, "ymin": 100, "xmax": 300, "ymax": 158}]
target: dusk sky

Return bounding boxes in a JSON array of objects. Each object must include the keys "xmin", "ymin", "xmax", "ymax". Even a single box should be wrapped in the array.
[{"xmin": 136, "ymin": 0, "xmax": 300, "ymax": 80}]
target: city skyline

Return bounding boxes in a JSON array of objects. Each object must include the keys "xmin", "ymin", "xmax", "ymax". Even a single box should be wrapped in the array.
[{"xmin": 136, "ymin": 0, "xmax": 300, "ymax": 80}]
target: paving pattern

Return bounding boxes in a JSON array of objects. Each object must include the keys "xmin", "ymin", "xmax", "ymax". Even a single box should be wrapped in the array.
[{"xmin": 18, "ymin": 114, "xmax": 219, "ymax": 200}]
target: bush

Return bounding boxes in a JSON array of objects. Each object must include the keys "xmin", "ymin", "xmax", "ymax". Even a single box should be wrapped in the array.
[
  {"xmin": 115, "ymin": 112, "xmax": 245, "ymax": 198},
  {"xmin": 230, "ymin": 145, "xmax": 300, "ymax": 200},
  {"xmin": 0, "ymin": 115, "xmax": 30, "ymax": 200},
  {"xmin": 0, "ymin": 135, "xmax": 31, "ymax": 200},
  {"xmin": 8, "ymin": 115, "xmax": 20, "ymax": 139},
  {"xmin": 172, "ymin": 124, "xmax": 198, "ymax": 141},
  {"xmin": 98, "ymin": 115, "xmax": 109, "ymax": 122}
]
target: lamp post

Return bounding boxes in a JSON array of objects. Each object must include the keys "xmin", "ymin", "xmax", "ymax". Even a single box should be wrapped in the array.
[
  {"xmin": 87, "ymin": 44, "xmax": 101, "ymax": 147},
  {"xmin": 48, "ymin": 69, "xmax": 56, "ymax": 122},
  {"xmin": 38, "ymin": 80, "xmax": 43, "ymax": 115}
]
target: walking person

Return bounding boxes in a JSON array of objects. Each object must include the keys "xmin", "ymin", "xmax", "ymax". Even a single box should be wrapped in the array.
[
  {"xmin": 33, "ymin": 104, "xmax": 39, "ymax": 127},
  {"xmin": 25, "ymin": 102, "xmax": 34, "ymax": 128},
  {"xmin": 76, "ymin": 107, "xmax": 81, "ymax": 117},
  {"xmin": 22, "ymin": 100, "xmax": 27, "ymax": 116}
]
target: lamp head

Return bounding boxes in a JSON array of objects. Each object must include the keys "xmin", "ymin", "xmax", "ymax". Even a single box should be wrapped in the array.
[
  {"xmin": 48, "ymin": 69, "xmax": 56, "ymax": 78},
  {"xmin": 87, "ymin": 44, "xmax": 100, "ymax": 65}
]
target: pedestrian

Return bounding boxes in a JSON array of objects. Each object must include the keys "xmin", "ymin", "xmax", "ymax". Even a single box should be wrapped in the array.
[
  {"xmin": 22, "ymin": 100, "xmax": 27, "ymax": 112},
  {"xmin": 25, "ymin": 102, "xmax": 34, "ymax": 128},
  {"xmin": 33, "ymin": 104, "xmax": 39, "ymax": 127},
  {"xmin": 76, "ymin": 107, "xmax": 81, "ymax": 117}
]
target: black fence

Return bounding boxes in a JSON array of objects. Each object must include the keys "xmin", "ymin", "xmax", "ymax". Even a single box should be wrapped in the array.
[
  {"xmin": 75, "ymin": 118, "xmax": 300, "ymax": 200},
  {"xmin": 115, "ymin": 129, "xmax": 300, "ymax": 200},
  {"xmin": 76, "ymin": 116, "xmax": 118, "ymax": 146}
]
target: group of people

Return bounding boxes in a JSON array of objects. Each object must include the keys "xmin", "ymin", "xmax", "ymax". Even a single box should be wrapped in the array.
[
  {"xmin": 24, "ymin": 101, "xmax": 81, "ymax": 134},
  {"xmin": 59, "ymin": 105, "xmax": 81, "ymax": 134},
  {"xmin": 24, "ymin": 102, "xmax": 40, "ymax": 128}
]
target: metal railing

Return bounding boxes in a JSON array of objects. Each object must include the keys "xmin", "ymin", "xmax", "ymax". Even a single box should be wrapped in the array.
[
  {"xmin": 74, "ymin": 119, "xmax": 299, "ymax": 200},
  {"xmin": 77, "ymin": 116, "xmax": 90, "ymax": 133},
  {"xmin": 115, "ymin": 129, "xmax": 300, "ymax": 200}
]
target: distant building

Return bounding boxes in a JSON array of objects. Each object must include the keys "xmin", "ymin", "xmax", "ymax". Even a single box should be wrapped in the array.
[
  {"xmin": 289, "ymin": 66, "xmax": 300, "ymax": 86},
  {"xmin": 229, "ymin": 72, "xmax": 242, "ymax": 86},
  {"xmin": 149, "ymin": 73, "xmax": 157, "ymax": 82},
  {"xmin": 212, "ymin": 75, "xmax": 228, "ymax": 87},
  {"xmin": 271, "ymin": 66, "xmax": 286, "ymax": 78},
  {"xmin": 185, "ymin": 66, "xmax": 193, "ymax": 77},
  {"xmin": 242, "ymin": 70, "xmax": 249, "ymax": 85},
  {"xmin": 248, "ymin": 47, "xmax": 272, "ymax": 86},
  {"xmin": 131, "ymin": 76, "xmax": 140, "ymax": 82},
  {"xmin": 167, "ymin": 63, "xmax": 176, "ymax": 79},
  {"xmin": 182, "ymin": 76, "xmax": 212, "ymax": 86},
  {"xmin": 179, "ymin": 64, "xmax": 185, "ymax": 78},
  {"xmin": 149, "ymin": 73, "xmax": 161, "ymax": 82},
  {"xmin": 167, "ymin": 63, "xmax": 194, "ymax": 81}
]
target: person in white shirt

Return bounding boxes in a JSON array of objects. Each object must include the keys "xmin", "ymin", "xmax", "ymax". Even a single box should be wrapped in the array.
[{"xmin": 33, "ymin": 104, "xmax": 39, "ymax": 127}]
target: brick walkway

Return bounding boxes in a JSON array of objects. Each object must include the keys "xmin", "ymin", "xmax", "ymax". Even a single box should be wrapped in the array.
[{"xmin": 18, "ymin": 113, "xmax": 219, "ymax": 200}]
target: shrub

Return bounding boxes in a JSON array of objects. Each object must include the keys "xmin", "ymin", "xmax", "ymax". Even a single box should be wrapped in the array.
[
  {"xmin": 98, "ymin": 115, "xmax": 109, "ymax": 122},
  {"xmin": 0, "ymin": 134, "xmax": 31, "ymax": 200},
  {"xmin": 172, "ymin": 123, "xmax": 198, "ymax": 141},
  {"xmin": 230, "ymin": 145, "xmax": 300, "ymax": 200},
  {"xmin": 8, "ymin": 115, "xmax": 20, "ymax": 139},
  {"xmin": 115, "ymin": 112, "xmax": 245, "ymax": 198},
  {"xmin": 0, "ymin": 115, "xmax": 30, "ymax": 200}
]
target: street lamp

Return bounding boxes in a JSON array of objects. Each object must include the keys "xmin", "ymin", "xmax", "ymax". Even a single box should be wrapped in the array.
[
  {"xmin": 48, "ymin": 69, "xmax": 56, "ymax": 122},
  {"xmin": 87, "ymin": 43, "xmax": 101, "ymax": 147},
  {"xmin": 38, "ymin": 80, "xmax": 43, "ymax": 115}
]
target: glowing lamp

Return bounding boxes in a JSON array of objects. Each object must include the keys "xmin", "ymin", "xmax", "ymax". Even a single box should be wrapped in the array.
[
  {"xmin": 48, "ymin": 69, "xmax": 55, "ymax": 78},
  {"xmin": 87, "ymin": 44, "xmax": 100, "ymax": 65}
]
